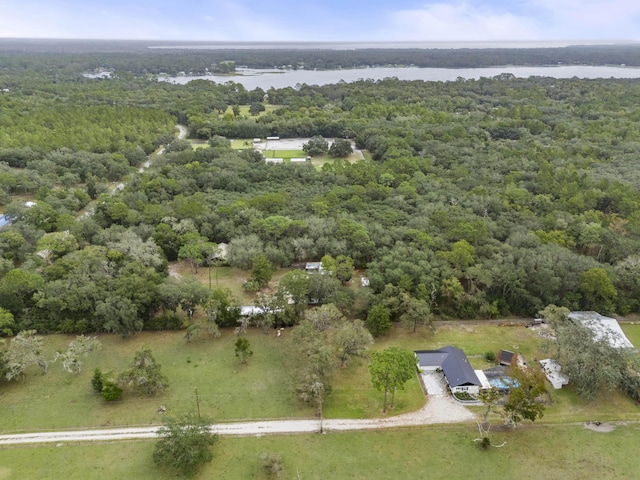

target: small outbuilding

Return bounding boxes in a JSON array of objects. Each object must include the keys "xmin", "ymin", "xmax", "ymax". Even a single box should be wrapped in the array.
[
  {"xmin": 305, "ymin": 262, "xmax": 324, "ymax": 273},
  {"xmin": 497, "ymin": 349, "xmax": 517, "ymax": 366},
  {"xmin": 568, "ymin": 311, "xmax": 634, "ymax": 349},
  {"xmin": 540, "ymin": 359, "xmax": 569, "ymax": 389}
]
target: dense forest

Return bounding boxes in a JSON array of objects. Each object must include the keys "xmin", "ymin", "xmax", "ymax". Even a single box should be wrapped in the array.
[
  {"xmin": 2, "ymin": 45, "xmax": 640, "ymax": 339},
  {"xmin": 2, "ymin": 39, "xmax": 640, "ymax": 75}
]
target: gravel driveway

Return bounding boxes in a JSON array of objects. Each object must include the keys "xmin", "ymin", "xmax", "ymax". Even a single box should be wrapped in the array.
[{"xmin": 0, "ymin": 372, "xmax": 476, "ymax": 445}]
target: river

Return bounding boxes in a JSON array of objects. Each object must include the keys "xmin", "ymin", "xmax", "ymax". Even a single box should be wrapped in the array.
[{"xmin": 160, "ymin": 65, "xmax": 640, "ymax": 90}]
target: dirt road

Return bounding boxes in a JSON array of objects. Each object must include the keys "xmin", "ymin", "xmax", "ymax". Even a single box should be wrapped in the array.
[{"xmin": 0, "ymin": 394, "xmax": 475, "ymax": 445}]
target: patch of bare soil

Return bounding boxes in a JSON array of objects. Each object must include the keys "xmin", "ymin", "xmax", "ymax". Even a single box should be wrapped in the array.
[
  {"xmin": 168, "ymin": 264, "xmax": 182, "ymax": 279},
  {"xmin": 584, "ymin": 421, "xmax": 615, "ymax": 432}
]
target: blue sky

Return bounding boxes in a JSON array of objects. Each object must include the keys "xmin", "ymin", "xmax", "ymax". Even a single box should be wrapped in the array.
[{"xmin": 1, "ymin": 0, "xmax": 639, "ymax": 42}]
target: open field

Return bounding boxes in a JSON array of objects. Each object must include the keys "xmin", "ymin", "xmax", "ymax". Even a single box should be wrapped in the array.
[
  {"xmin": 2, "ymin": 322, "xmax": 639, "ymax": 433},
  {"xmin": 1, "ymin": 423, "xmax": 640, "ymax": 479},
  {"xmin": 223, "ymin": 104, "xmax": 281, "ymax": 118},
  {"xmin": 226, "ymin": 137, "xmax": 367, "ymax": 167},
  {"xmin": 169, "ymin": 262, "xmax": 293, "ymax": 305},
  {"xmin": 0, "ymin": 329, "xmax": 316, "ymax": 433},
  {"xmin": 262, "ymin": 149, "xmax": 307, "ymax": 159},
  {"xmin": 187, "ymin": 139, "xmax": 209, "ymax": 149},
  {"xmin": 308, "ymin": 151, "xmax": 364, "ymax": 167},
  {"xmin": 621, "ymin": 322, "xmax": 640, "ymax": 347},
  {"xmin": 230, "ymin": 138, "xmax": 255, "ymax": 149}
]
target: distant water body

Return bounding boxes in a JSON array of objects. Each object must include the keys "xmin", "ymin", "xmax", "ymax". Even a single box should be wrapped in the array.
[
  {"xmin": 160, "ymin": 65, "xmax": 640, "ymax": 90},
  {"xmin": 149, "ymin": 40, "xmax": 633, "ymax": 50}
]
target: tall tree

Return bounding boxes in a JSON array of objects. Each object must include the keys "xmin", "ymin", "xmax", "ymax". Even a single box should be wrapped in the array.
[
  {"xmin": 0, "ymin": 307, "xmax": 15, "ymax": 337},
  {"xmin": 503, "ymin": 366, "xmax": 547, "ymax": 427},
  {"xmin": 54, "ymin": 335, "xmax": 101, "ymax": 375},
  {"xmin": 541, "ymin": 304, "xmax": 634, "ymax": 399},
  {"xmin": 118, "ymin": 347, "xmax": 168, "ymax": 396},
  {"xmin": 400, "ymin": 297, "xmax": 433, "ymax": 334},
  {"xmin": 579, "ymin": 267, "xmax": 617, "ymax": 313},
  {"xmin": 249, "ymin": 254, "xmax": 273, "ymax": 289},
  {"xmin": 95, "ymin": 296, "xmax": 141, "ymax": 338},
  {"xmin": 333, "ymin": 319, "xmax": 373, "ymax": 367},
  {"xmin": 303, "ymin": 136, "xmax": 329, "ymax": 156},
  {"xmin": 328, "ymin": 138, "xmax": 353, "ymax": 158},
  {"xmin": 234, "ymin": 337, "xmax": 253, "ymax": 365},
  {"xmin": 179, "ymin": 233, "xmax": 215, "ymax": 274},
  {"xmin": 153, "ymin": 412, "xmax": 218, "ymax": 478},
  {"xmin": 366, "ymin": 304, "xmax": 392, "ymax": 337},
  {"xmin": 369, "ymin": 346, "xmax": 416, "ymax": 413},
  {"xmin": 3, "ymin": 330, "xmax": 48, "ymax": 380},
  {"xmin": 276, "ymin": 269, "xmax": 309, "ymax": 319}
]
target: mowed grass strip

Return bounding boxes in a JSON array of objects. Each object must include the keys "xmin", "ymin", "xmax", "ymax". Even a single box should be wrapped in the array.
[
  {"xmin": 262, "ymin": 149, "xmax": 306, "ymax": 159},
  {"xmin": 230, "ymin": 138, "xmax": 255, "ymax": 149},
  {"xmin": 2, "ymin": 423, "xmax": 640, "ymax": 479}
]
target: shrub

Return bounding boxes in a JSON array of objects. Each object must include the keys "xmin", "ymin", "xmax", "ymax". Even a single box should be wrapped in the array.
[
  {"xmin": 153, "ymin": 413, "xmax": 218, "ymax": 477},
  {"xmin": 102, "ymin": 380, "xmax": 123, "ymax": 401},
  {"xmin": 485, "ymin": 351, "xmax": 496, "ymax": 363},
  {"xmin": 259, "ymin": 452, "xmax": 284, "ymax": 477},
  {"xmin": 242, "ymin": 279, "xmax": 262, "ymax": 292},
  {"xmin": 91, "ymin": 368, "xmax": 104, "ymax": 394},
  {"xmin": 454, "ymin": 391, "xmax": 474, "ymax": 401},
  {"xmin": 144, "ymin": 314, "xmax": 183, "ymax": 331}
]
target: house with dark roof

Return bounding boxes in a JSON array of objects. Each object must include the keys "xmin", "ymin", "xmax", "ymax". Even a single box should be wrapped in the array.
[{"xmin": 415, "ymin": 346, "xmax": 483, "ymax": 394}]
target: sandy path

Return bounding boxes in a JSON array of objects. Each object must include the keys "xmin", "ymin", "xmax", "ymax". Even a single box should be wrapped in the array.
[{"xmin": 0, "ymin": 395, "xmax": 474, "ymax": 445}]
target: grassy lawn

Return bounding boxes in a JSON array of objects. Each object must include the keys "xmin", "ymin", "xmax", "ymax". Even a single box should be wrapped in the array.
[
  {"xmin": 3, "ymin": 303, "xmax": 639, "ymax": 434},
  {"xmin": 223, "ymin": 104, "xmax": 281, "ymax": 118},
  {"xmin": 188, "ymin": 139, "xmax": 209, "ymax": 149},
  {"xmin": 230, "ymin": 138, "xmax": 255, "ymax": 149},
  {"xmin": 621, "ymin": 322, "xmax": 640, "ymax": 347},
  {"xmin": 0, "ymin": 330, "xmax": 316, "ymax": 433},
  {"xmin": 262, "ymin": 149, "xmax": 307, "ymax": 159},
  {"xmin": 309, "ymin": 152, "xmax": 362, "ymax": 169},
  {"xmin": 325, "ymin": 355, "xmax": 424, "ymax": 419},
  {"xmin": 2, "ymin": 423, "xmax": 640, "ymax": 479},
  {"xmin": 169, "ymin": 261, "xmax": 292, "ymax": 305},
  {"xmin": 360, "ymin": 149, "xmax": 373, "ymax": 161},
  {"xmin": 0, "ymin": 324, "xmax": 425, "ymax": 433}
]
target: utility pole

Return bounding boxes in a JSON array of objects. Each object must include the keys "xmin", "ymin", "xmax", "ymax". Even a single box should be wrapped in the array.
[{"xmin": 195, "ymin": 387, "xmax": 201, "ymax": 420}]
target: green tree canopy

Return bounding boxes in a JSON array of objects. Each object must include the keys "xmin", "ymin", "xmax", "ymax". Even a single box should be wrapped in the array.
[
  {"xmin": 118, "ymin": 347, "xmax": 168, "ymax": 396},
  {"xmin": 369, "ymin": 346, "xmax": 416, "ymax": 412},
  {"xmin": 153, "ymin": 412, "xmax": 218, "ymax": 478}
]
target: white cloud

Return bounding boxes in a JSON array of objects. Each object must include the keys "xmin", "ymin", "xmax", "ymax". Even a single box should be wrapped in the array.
[
  {"xmin": 377, "ymin": 0, "xmax": 640, "ymax": 42},
  {"xmin": 377, "ymin": 2, "xmax": 541, "ymax": 41},
  {"xmin": 0, "ymin": 2, "xmax": 178, "ymax": 39},
  {"xmin": 1, "ymin": 0, "xmax": 638, "ymax": 41},
  {"xmin": 525, "ymin": 0, "xmax": 640, "ymax": 39},
  {"xmin": 0, "ymin": 0, "xmax": 301, "ymax": 41},
  {"xmin": 197, "ymin": 1, "xmax": 296, "ymax": 41}
]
